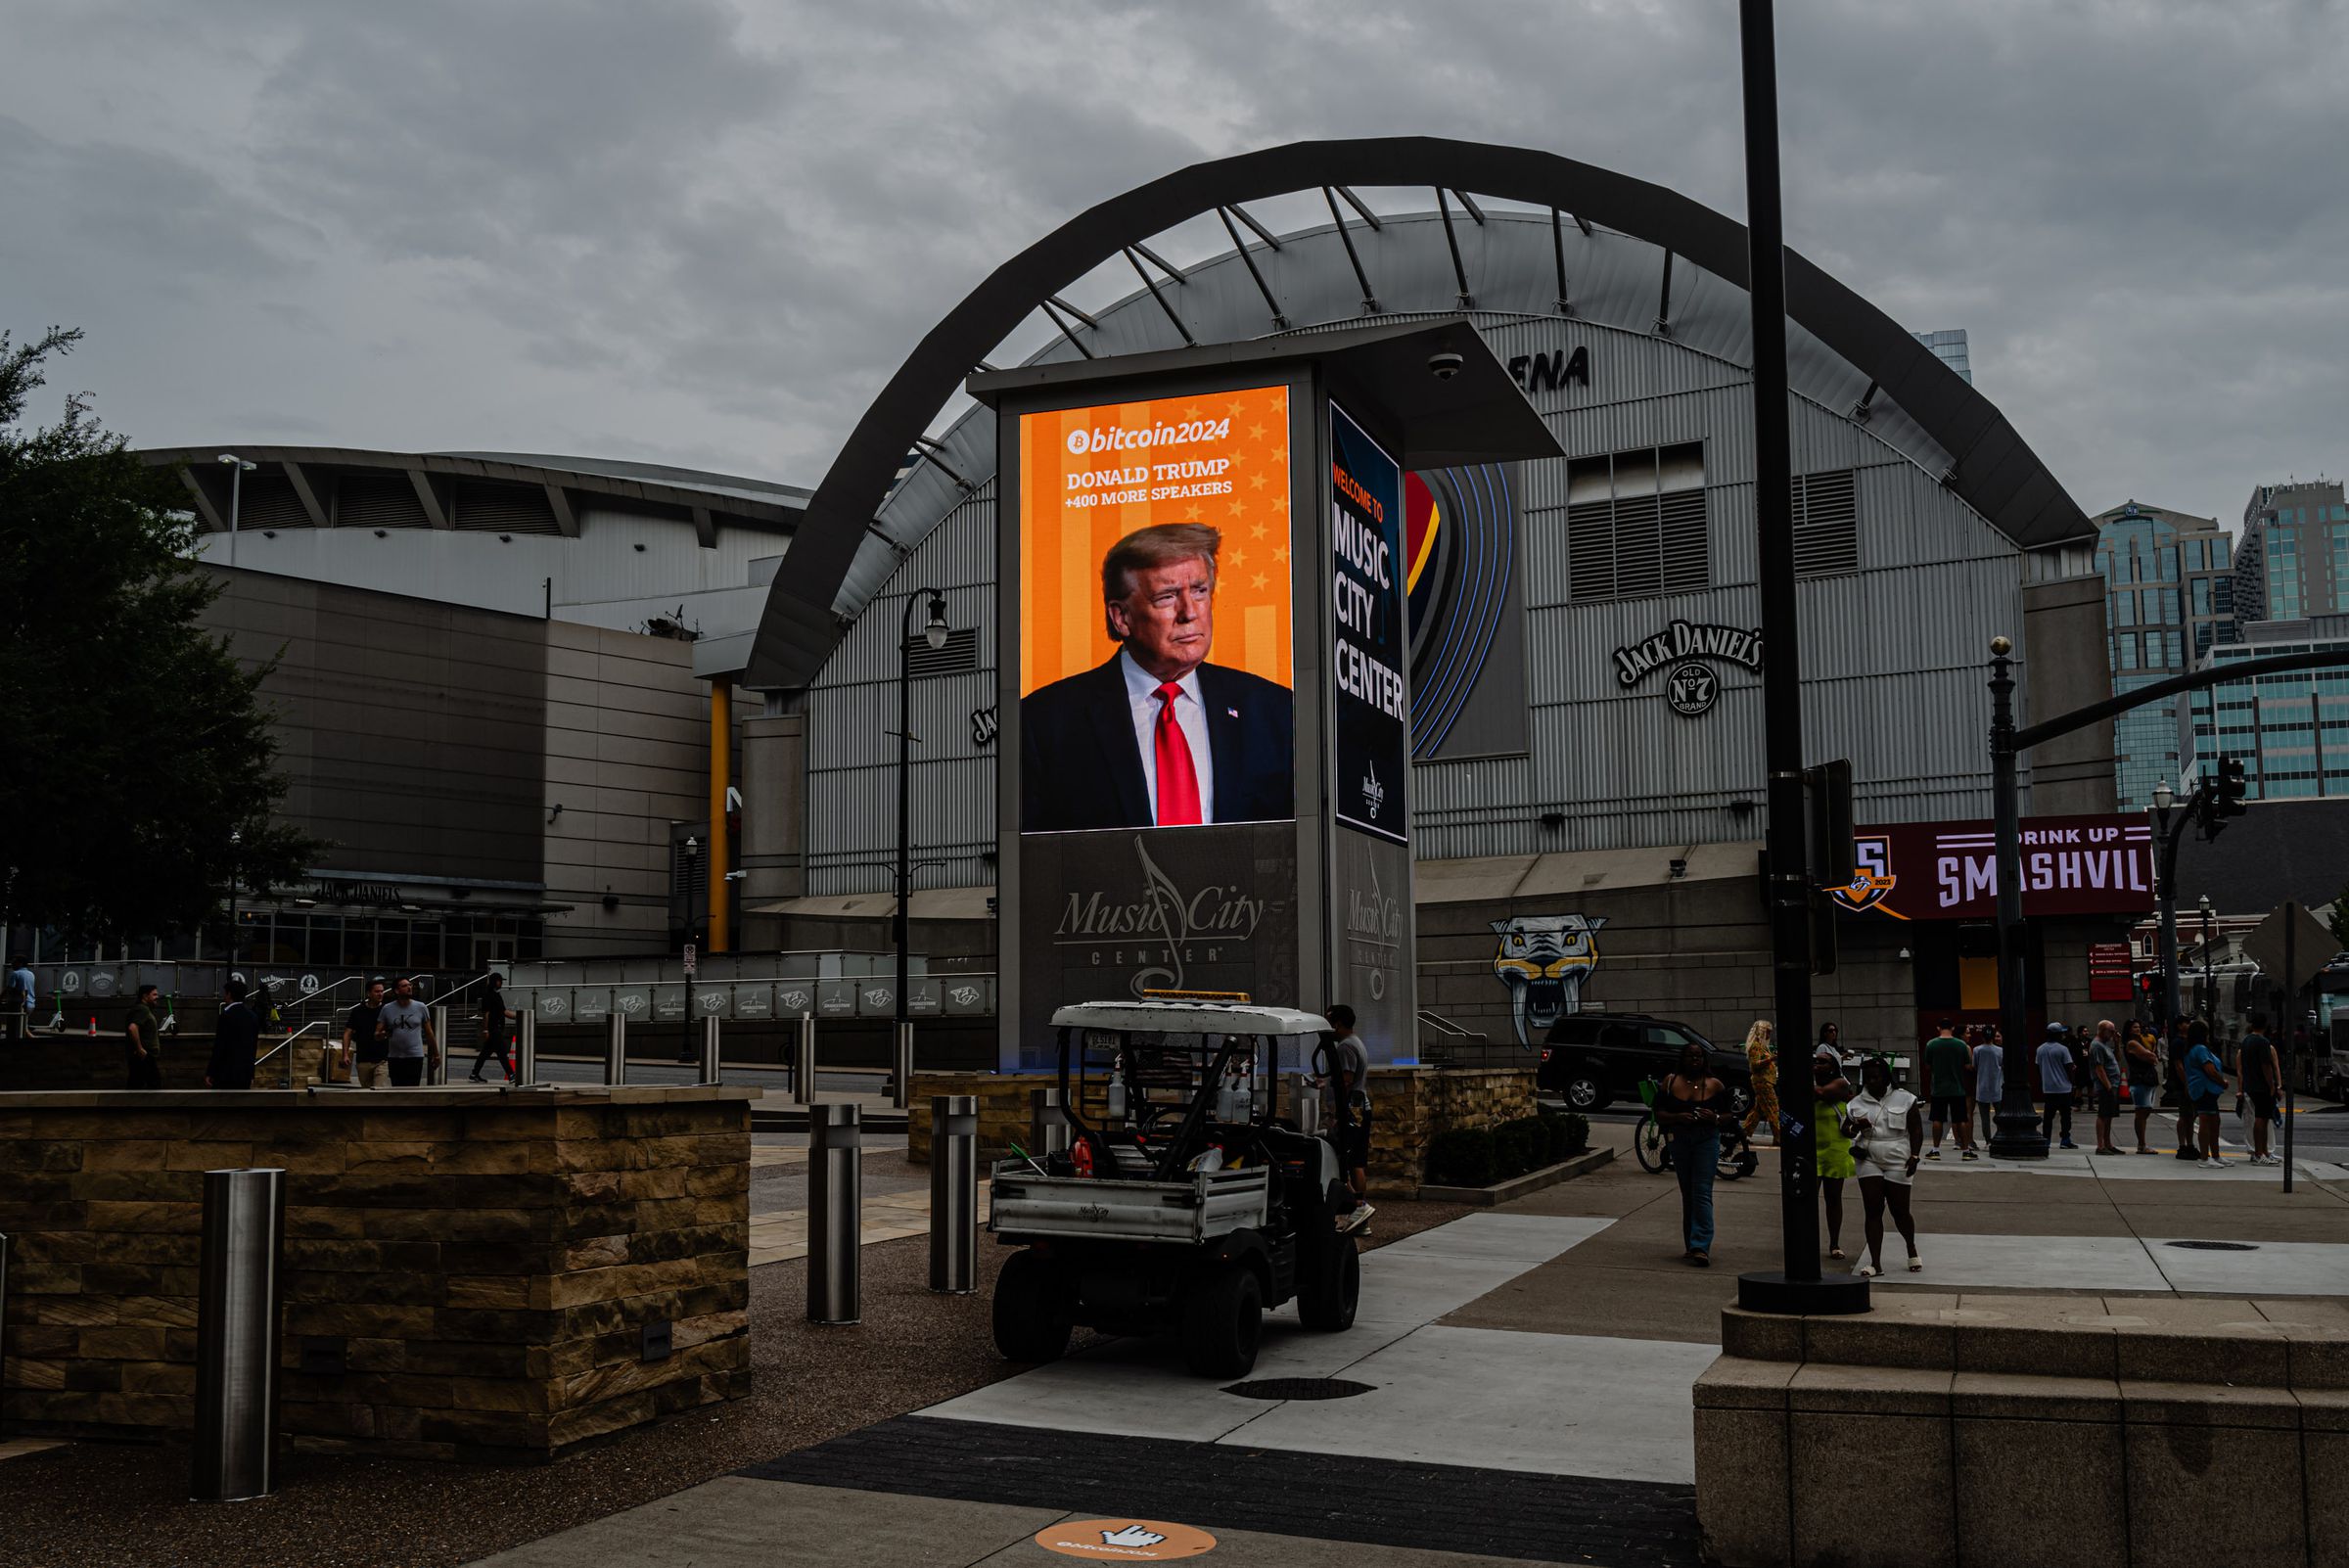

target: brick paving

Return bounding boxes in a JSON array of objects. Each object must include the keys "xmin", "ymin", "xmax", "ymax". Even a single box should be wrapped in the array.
[{"xmin": 741, "ymin": 1415, "xmax": 1704, "ymax": 1567}]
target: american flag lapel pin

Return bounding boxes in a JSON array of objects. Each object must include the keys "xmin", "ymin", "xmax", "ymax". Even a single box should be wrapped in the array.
[{"xmin": 1226, "ymin": 707, "xmax": 1239, "ymax": 718}]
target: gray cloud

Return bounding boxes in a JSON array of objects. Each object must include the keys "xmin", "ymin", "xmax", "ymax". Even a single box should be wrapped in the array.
[{"xmin": 4, "ymin": 0, "xmax": 2342, "ymax": 525}]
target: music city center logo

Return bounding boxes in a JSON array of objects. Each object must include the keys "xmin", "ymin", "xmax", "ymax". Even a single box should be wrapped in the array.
[{"xmin": 1054, "ymin": 836, "xmax": 1267, "ymax": 995}]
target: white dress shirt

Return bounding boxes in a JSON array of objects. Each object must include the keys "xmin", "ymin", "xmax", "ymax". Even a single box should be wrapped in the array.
[{"xmin": 1120, "ymin": 648, "xmax": 1216, "ymax": 824}]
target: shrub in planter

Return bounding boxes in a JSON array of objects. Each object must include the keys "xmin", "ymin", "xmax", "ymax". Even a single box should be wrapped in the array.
[
  {"xmin": 1427, "ymin": 1128, "xmax": 1497, "ymax": 1188},
  {"xmin": 1491, "ymin": 1119, "xmax": 1541, "ymax": 1180},
  {"xmin": 1559, "ymin": 1110, "xmax": 1589, "ymax": 1156},
  {"xmin": 1532, "ymin": 1111, "xmax": 1570, "ymax": 1164}
]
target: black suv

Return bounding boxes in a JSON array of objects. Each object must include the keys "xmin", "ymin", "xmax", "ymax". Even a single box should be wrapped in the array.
[{"xmin": 1539, "ymin": 1012, "xmax": 1753, "ymax": 1117}]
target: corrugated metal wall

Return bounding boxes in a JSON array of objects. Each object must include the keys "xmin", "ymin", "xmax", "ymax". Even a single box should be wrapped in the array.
[{"xmin": 803, "ymin": 317, "xmax": 2037, "ymax": 892}]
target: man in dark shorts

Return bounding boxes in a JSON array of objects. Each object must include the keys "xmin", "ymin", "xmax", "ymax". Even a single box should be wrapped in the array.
[
  {"xmin": 1922, "ymin": 1020, "xmax": 1974, "ymax": 1160},
  {"xmin": 2182, "ymin": 1021, "xmax": 2228, "ymax": 1168},
  {"xmin": 206, "ymin": 979, "xmax": 260, "ymax": 1089},
  {"xmin": 2237, "ymin": 1012, "xmax": 2281, "ymax": 1166},
  {"xmin": 344, "ymin": 977, "xmax": 390, "ymax": 1088},
  {"xmin": 1318, "ymin": 1003, "xmax": 1373, "ymax": 1232}
]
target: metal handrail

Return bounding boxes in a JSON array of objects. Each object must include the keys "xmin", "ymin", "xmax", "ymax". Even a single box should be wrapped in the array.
[{"xmin": 1416, "ymin": 1008, "xmax": 1491, "ymax": 1042}]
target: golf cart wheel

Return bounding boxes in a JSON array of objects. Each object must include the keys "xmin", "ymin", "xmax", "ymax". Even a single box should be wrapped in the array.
[
  {"xmin": 1298, "ymin": 1234, "xmax": 1360, "ymax": 1332},
  {"xmin": 1180, "ymin": 1266, "xmax": 1264, "ymax": 1377},
  {"xmin": 1563, "ymin": 1065, "xmax": 1611, "ymax": 1113},
  {"xmin": 992, "ymin": 1249, "xmax": 1073, "ymax": 1363}
]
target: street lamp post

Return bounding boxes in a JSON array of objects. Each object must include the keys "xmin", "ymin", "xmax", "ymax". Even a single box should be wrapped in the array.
[
  {"xmin": 2198, "ymin": 894, "xmax": 2217, "ymax": 1024},
  {"xmin": 679, "ymin": 835, "xmax": 701, "ymax": 1064},
  {"xmin": 224, "ymin": 829, "xmax": 243, "ymax": 979},
  {"xmin": 2147, "ymin": 779, "xmax": 2189, "ymax": 1025},
  {"xmin": 895, "ymin": 590, "xmax": 950, "ymax": 1042},
  {"xmin": 1985, "ymin": 636, "xmax": 2049, "ymax": 1159},
  {"xmin": 216, "ymin": 454, "xmax": 255, "ymax": 566}
]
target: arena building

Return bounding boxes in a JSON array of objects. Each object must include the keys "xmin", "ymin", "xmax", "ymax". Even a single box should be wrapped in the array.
[{"xmin": 94, "ymin": 140, "xmax": 2133, "ymax": 1064}]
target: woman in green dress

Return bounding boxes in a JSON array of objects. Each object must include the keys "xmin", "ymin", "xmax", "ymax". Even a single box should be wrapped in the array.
[{"xmin": 1813, "ymin": 1044, "xmax": 1857, "ymax": 1261}]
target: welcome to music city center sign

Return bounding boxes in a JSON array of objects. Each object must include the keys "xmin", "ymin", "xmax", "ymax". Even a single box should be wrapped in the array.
[{"xmin": 1828, "ymin": 813, "xmax": 2156, "ymax": 922}]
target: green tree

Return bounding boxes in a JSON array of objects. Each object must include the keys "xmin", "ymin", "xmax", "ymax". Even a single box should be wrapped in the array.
[
  {"xmin": 2329, "ymin": 887, "xmax": 2349, "ymax": 953},
  {"xmin": 0, "ymin": 326, "xmax": 317, "ymax": 944}
]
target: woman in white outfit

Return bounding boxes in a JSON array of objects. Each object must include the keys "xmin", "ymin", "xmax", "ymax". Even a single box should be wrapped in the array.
[{"xmin": 1845, "ymin": 1055, "xmax": 1926, "ymax": 1277}]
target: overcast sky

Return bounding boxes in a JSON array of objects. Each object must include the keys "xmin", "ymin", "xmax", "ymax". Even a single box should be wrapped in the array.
[{"xmin": 5, "ymin": 0, "xmax": 2343, "ymax": 529}]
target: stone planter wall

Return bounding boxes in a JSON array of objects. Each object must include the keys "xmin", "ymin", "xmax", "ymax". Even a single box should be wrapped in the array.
[
  {"xmin": 1695, "ymin": 1295, "xmax": 2349, "ymax": 1568},
  {"xmin": 0, "ymin": 1085, "xmax": 754, "ymax": 1462},
  {"xmin": 0, "ymin": 1035, "xmax": 326, "ymax": 1093}
]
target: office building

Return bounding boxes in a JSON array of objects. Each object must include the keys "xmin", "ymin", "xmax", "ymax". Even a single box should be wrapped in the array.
[
  {"xmin": 2234, "ymin": 479, "xmax": 2349, "ymax": 633},
  {"xmin": 2092, "ymin": 500, "xmax": 2234, "ymax": 806},
  {"xmin": 2183, "ymin": 612, "xmax": 2349, "ymax": 801},
  {"xmin": 1910, "ymin": 328, "xmax": 1972, "ymax": 385}
]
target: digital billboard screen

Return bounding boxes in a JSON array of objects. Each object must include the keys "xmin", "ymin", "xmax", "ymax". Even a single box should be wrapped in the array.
[
  {"xmin": 1016, "ymin": 385, "xmax": 1294, "ymax": 834},
  {"xmin": 1329, "ymin": 400, "xmax": 1407, "ymax": 842}
]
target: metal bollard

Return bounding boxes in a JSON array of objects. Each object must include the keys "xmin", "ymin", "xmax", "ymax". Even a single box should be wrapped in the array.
[
  {"xmin": 603, "ymin": 1011, "xmax": 627, "ymax": 1087},
  {"xmin": 429, "ymin": 1006, "xmax": 450, "ymax": 1085},
  {"xmin": 1030, "ymin": 1085, "xmax": 1070, "ymax": 1156},
  {"xmin": 891, "ymin": 1021, "xmax": 914, "ymax": 1111},
  {"xmin": 1287, "ymin": 1072, "xmax": 1322, "ymax": 1137},
  {"xmin": 696, "ymin": 1014, "xmax": 721, "ymax": 1084},
  {"xmin": 793, "ymin": 1015, "xmax": 816, "ymax": 1106},
  {"xmin": 807, "ymin": 1103, "xmax": 861, "ymax": 1324},
  {"xmin": 515, "ymin": 1008, "xmax": 536, "ymax": 1086},
  {"xmin": 929, "ymin": 1095, "xmax": 979, "ymax": 1295},
  {"xmin": 191, "ymin": 1169, "xmax": 286, "ymax": 1502}
]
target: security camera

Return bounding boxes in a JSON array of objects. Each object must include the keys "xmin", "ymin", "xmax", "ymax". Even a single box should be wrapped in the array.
[{"xmin": 1428, "ymin": 351, "xmax": 1465, "ymax": 381}]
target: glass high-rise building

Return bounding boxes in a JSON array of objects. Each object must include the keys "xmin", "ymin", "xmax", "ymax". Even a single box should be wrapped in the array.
[
  {"xmin": 2182, "ymin": 613, "xmax": 2349, "ymax": 801},
  {"xmin": 2234, "ymin": 479, "xmax": 2349, "ymax": 634},
  {"xmin": 2093, "ymin": 500, "xmax": 2234, "ymax": 807},
  {"xmin": 1911, "ymin": 328, "xmax": 1972, "ymax": 385}
]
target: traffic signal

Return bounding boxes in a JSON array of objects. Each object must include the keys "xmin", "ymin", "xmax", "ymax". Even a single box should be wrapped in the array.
[{"xmin": 2217, "ymin": 754, "xmax": 2248, "ymax": 815}]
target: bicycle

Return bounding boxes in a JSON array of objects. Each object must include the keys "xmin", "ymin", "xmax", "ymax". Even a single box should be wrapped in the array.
[{"xmin": 1634, "ymin": 1077, "xmax": 1759, "ymax": 1180}]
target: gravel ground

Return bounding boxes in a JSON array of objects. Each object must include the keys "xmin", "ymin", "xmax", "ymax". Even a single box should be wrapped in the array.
[{"xmin": 0, "ymin": 1201, "xmax": 1475, "ymax": 1568}]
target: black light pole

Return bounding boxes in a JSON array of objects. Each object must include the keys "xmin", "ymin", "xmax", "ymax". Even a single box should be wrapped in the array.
[
  {"xmin": 1734, "ymin": 0, "xmax": 1865, "ymax": 1315},
  {"xmin": 2197, "ymin": 895, "xmax": 2216, "ymax": 1024},
  {"xmin": 225, "ymin": 829, "xmax": 243, "ymax": 979},
  {"xmin": 1985, "ymin": 639, "xmax": 2047, "ymax": 1158},
  {"xmin": 896, "ymin": 589, "xmax": 950, "ymax": 1036},
  {"xmin": 2146, "ymin": 780, "xmax": 2189, "ymax": 1024},
  {"xmin": 678, "ymin": 835, "xmax": 700, "ymax": 1064}
]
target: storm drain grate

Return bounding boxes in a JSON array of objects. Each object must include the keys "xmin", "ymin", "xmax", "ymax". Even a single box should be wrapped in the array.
[
  {"xmin": 2166, "ymin": 1240, "xmax": 2259, "ymax": 1252},
  {"xmin": 1221, "ymin": 1377, "xmax": 1376, "ymax": 1401}
]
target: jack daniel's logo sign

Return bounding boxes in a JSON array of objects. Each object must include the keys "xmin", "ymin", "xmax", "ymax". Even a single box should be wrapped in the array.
[{"xmin": 1609, "ymin": 621, "xmax": 1763, "ymax": 718}]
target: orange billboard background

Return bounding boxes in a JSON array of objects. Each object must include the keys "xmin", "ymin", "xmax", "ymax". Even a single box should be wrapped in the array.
[{"xmin": 1018, "ymin": 385, "xmax": 1292, "ymax": 697}]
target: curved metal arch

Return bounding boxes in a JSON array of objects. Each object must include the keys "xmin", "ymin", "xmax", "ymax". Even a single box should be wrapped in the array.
[{"xmin": 746, "ymin": 135, "xmax": 2085, "ymax": 687}]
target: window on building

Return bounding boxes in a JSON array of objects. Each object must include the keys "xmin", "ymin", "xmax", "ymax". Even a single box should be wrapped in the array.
[
  {"xmin": 2115, "ymin": 592, "xmax": 2137, "ymax": 627},
  {"xmin": 2214, "ymin": 538, "xmax": 2231, "ymax": 571},
  {"xmin": 2158, "ymin": 547, "xmax": 2179, "ymax": 581},
  {"xmin": 1791, "ymin": 468, "xmax": 1860, "ymax": 579},
  {"xmin": 2119, "ymin": 636, "xmax": 2138, "ymax": 670},
  {"xmin": 2185, "ymin": 538, "xmax": 2205, "ymax": 572},
  {"xmin": 1563, "ymin": 441, "xmax": 1708, "ymax": 602},
  {"xmin": 2191, "ymin": 577, "xmax": 2212, "ymax": 616}
]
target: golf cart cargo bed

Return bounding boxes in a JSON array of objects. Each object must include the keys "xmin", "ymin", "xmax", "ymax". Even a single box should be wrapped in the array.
[{"xmin": 990, "ymin": 1163, "xmax": 1269, "ymax": 1244}]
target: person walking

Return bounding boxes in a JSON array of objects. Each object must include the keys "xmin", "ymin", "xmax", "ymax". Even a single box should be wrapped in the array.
[
  {"xmin": 1921, "ymin": 1020, "xmax": 1974, "ymax": 1160},
  {"xmin": 1817, "ymin": 1021, "xmax": 1844, "ymax": 1069},
  {"xmin": 1739, "ymin": 1020, "xmax": 1781, "ymax": 1146},
  {"xmin": 2123, "ymin": 1022, "xmax": 2162, "ymax": 1154},
  {"xmin": 2182, "ymin": 1022, "xmax": 2228, "ymax": 1168},
  {"xmin": 206, "ymin": 979, "xmax": 260, "ymax": 1089},
  {"xmin": 4, "ymin": 953, "xmax": 33, "ymax": 1041},
  {"xmin": 2086, "ymin": 1021, "xmax": 2125, "ymax": 1156},
  {"xmin": 2166, "ymin": 1020, "xmax": 2199, "ymax": 1161},
  {"xmin": 1970, "ymin": 1027, "xmax": 2005, "ymax": 1156},
  {"xmin": 123, "ymin": 982, "xmax": 164, "ymax": 1089},
  {"xmin": 344, "ymin": 978, "xmax": 390, "ymax": 1089},
  {"xmin": 2035, "ymin": 1025, "xmax": 2078, "ymax": 1149},
  {"xmin": 1656, "ymin": 1041, "xmax": 1732, "ymax": 1267},
  {"xmin": 2236, "ymin": 1012, "xmax": 2281, "ymax": 1166},
  {"xmin": 375, "ymin": 977, "xmax": 438, "ymax": 1087},
  {"xmin": 1316, "ymin": 1002, "xmax": 1374, "ymax": 1230},
  {"xmin": 470, "ymin": 974, "xmax": 514, "ymax": 1084},
  {"xmin": 1845, "ymin": 1056, "xmax": 1925, "ymax": 1276},
  {"xmin": 1815, "ymin": 1044, "xmax": 1857, "ymax": 1261}
]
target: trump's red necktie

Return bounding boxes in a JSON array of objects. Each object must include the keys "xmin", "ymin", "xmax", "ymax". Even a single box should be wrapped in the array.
[{"xmin": 1152, "ymin": 681, "xmax": 1202, "ymax": 826}]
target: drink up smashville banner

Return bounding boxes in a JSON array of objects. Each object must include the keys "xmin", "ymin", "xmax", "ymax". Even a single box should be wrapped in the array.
[{"xmin": 1016, "ymin": 386, "xmax": 1292, "ymax": 696}]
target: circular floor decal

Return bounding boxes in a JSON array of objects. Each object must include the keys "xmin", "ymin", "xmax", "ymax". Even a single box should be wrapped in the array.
[{"xmin": 1035, "ymin": 1519, "xmax": 1217, "ymax": 1560}]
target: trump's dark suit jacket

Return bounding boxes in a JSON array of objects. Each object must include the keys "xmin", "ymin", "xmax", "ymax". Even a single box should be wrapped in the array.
[{"xmin": 1020, "ymin": 655, "xmax": 1294, "ymax": 832}]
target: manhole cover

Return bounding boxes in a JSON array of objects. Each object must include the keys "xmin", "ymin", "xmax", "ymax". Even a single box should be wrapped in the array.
[
  {"xmin": 1221, "ymin": 1377, "xmax": 1375, "ymax": 1401},
  {"xmin": 2166, "ymin": 1240, "xmax": 2258, "ymax": 1252}
]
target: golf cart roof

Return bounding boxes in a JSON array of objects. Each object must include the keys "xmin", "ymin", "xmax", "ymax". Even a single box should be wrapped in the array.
[{"xmin": 1049, "ymin": 999, "xmax": 1332, "ymax": 1037}]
